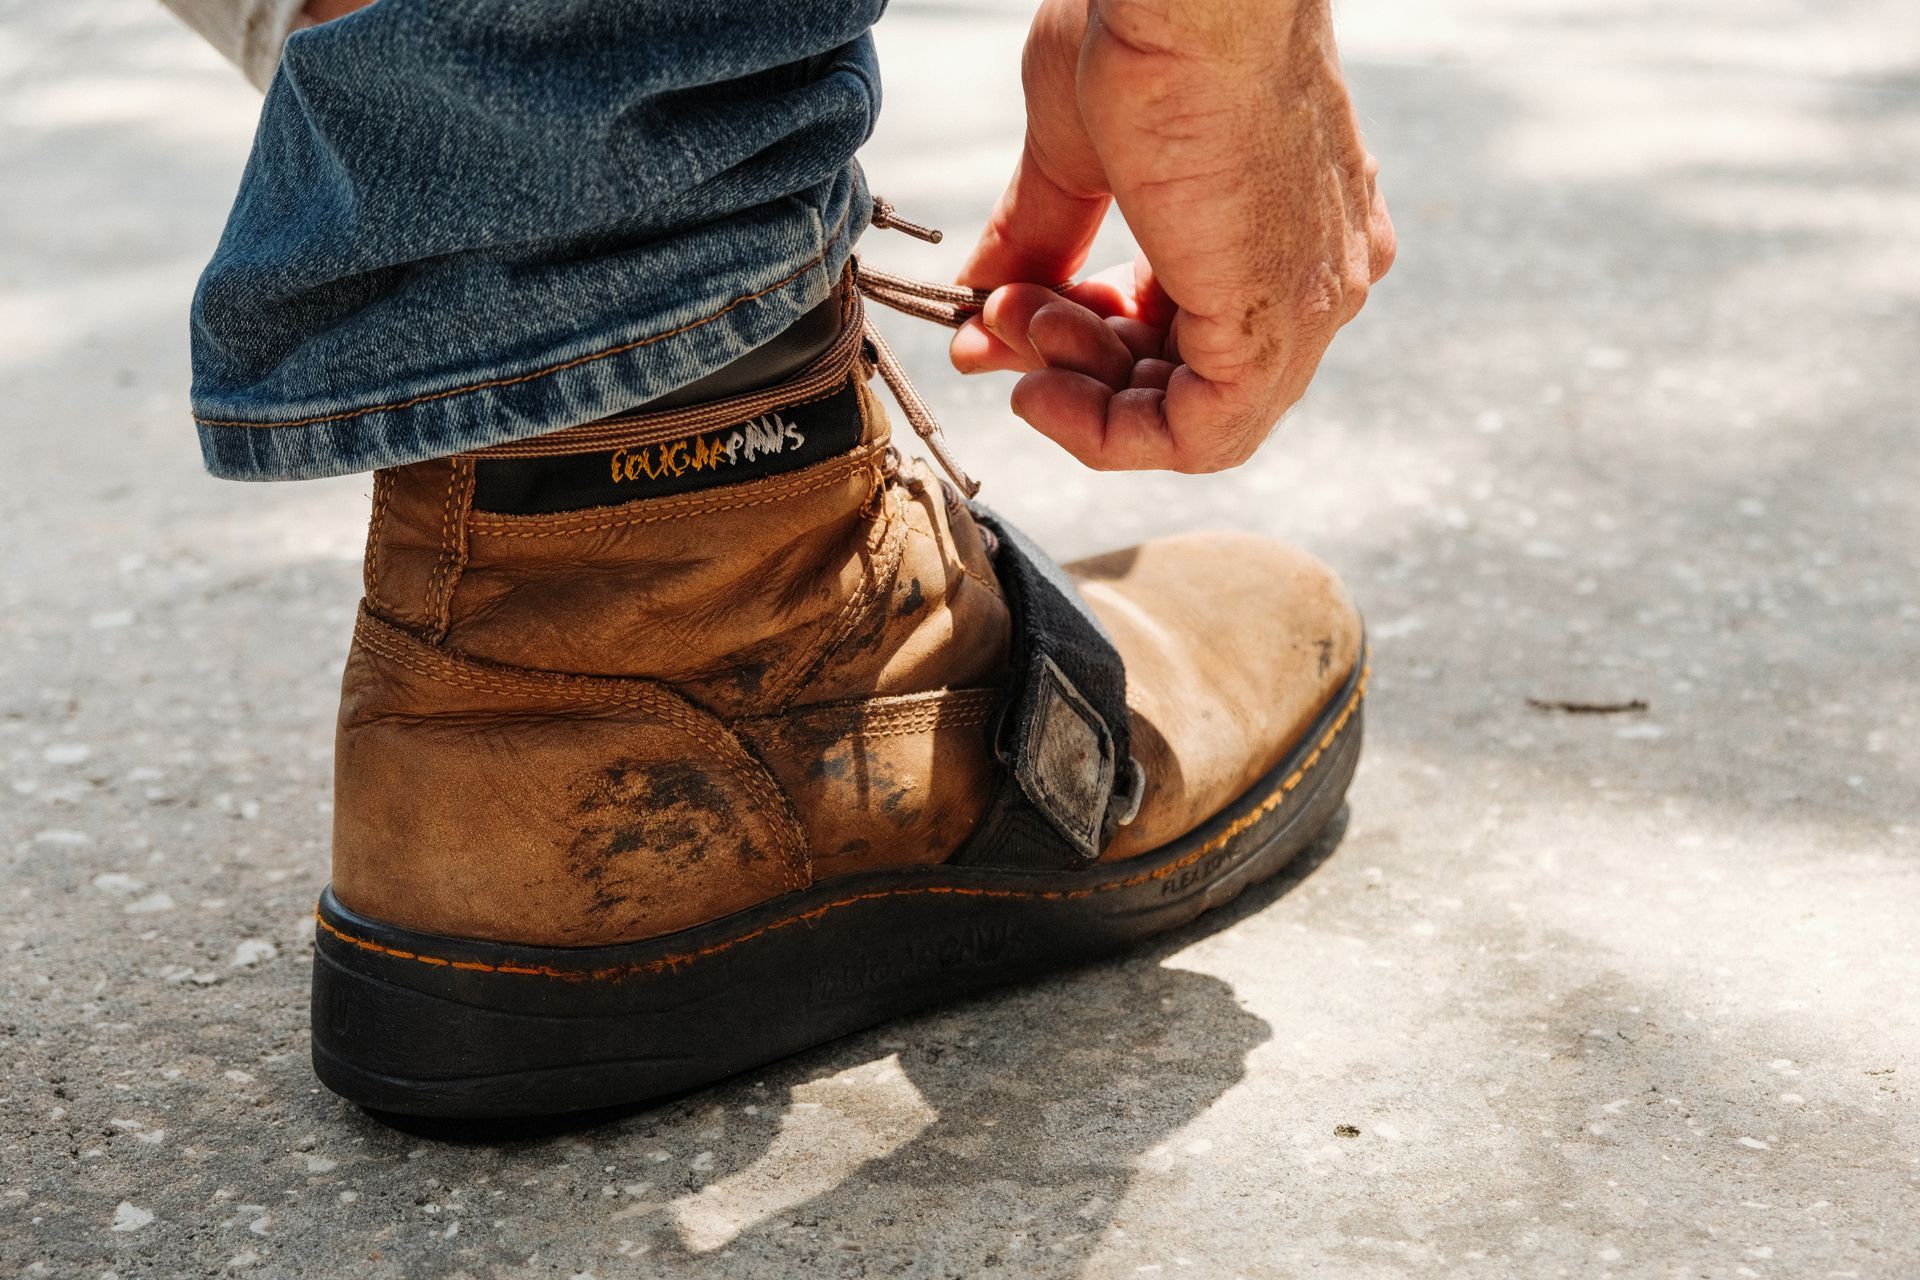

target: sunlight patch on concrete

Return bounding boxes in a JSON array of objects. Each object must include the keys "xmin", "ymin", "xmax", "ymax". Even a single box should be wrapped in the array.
[{"xmin": 671, "ymin": 1054, "xmax": 938, "ymax": 1254}]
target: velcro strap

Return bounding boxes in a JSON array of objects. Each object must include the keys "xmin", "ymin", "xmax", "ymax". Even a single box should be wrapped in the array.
[{"xmin": 950, "ymin": 505, "xmax": 1133, "ymax": 869}]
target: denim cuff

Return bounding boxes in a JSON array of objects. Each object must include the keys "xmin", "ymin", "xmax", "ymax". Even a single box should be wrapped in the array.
[
  {"xmin": 196, "ymin": 196, "xmax": 867, "ymax": 482},
  {"xmin": 187, "ymin": 2, "xmax": 883, "ymax": 482}
]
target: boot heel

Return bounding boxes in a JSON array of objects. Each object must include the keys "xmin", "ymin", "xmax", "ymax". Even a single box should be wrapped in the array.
[{"xmin": 310, "ymin": 889, "xmax": 824, "ymax": 1118}]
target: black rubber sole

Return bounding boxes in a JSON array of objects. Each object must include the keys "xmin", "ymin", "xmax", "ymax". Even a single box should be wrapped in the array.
[{"xmin": 311, "ymin": 661, "xmax": 1366, "ymax": 1119}]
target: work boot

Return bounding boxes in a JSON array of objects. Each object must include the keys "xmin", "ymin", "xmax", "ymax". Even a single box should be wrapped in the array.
[{"xmin": 311, "ymin": 270, "xmax": 1367, "ymax": 1118}]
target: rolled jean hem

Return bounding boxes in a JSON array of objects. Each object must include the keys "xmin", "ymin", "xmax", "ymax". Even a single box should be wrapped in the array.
[{"xmin": 194, "ymin": 235, "xmax": 855, "ymax": 482}]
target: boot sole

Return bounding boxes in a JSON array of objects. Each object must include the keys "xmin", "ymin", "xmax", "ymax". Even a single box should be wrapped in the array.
[{"xmin": 310, "ymin": 659, "xmax": 1366, "ymax": 1119}]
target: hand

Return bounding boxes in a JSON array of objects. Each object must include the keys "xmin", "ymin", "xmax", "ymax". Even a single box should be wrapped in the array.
[{"xmin": 951, "ymin": 0, "xmax": 1395, "ymax": 472}]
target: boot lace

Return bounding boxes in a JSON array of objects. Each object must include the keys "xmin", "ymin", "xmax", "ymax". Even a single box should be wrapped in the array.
[{"xmin": 858, "ymin": 197, "xmax": 1069, "ymax": 501}]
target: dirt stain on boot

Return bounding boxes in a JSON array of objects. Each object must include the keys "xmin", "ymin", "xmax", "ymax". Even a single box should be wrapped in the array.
[
  {"xmin": 895, "ymin": 576, "xmax": 926, "ymax": 617},
  {"xmin": 567, "ymin": 760, "xmax": 756, "ymax": 923}
]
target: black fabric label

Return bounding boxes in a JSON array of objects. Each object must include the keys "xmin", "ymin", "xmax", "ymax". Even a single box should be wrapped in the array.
[{"xmin": 472, "ymin": 378, "xmax": 865, "ymax": 514}]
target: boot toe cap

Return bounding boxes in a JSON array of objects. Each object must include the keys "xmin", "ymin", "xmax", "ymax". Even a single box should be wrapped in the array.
[{"xmin": 1067, "ymin": 533, "xmax": 1364, "ymax": 860}]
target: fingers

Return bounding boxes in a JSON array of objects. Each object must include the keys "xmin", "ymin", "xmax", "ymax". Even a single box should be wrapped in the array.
[
  {"xmin": 1011, "ymin": 372, "xmax": 1179, "ymax": 471},
  {"xmin": 949, "ymin": 284, "xmax": 1074, "ymax": 374},
  {"xmin": 945, "ymin": 267, "xmax": 1304, "ymax": 473},
  {"xmin": 949, "ymin": 321, "xmax": 1024, "ymax": 376},
  {"xmin": 1009, "ymin": 368, "xmax": 1118, "ymax": 457},
  {"xmin": 959, "ymin": 143, "xmax": 1110, "ymax": 291},
  {"xmin": 1129, "ymin": 358, "xmax": 1176, "ymax": 390},
  {"xmin": 1011, "ymin": 352, "xmax": 1298, "ymax": 473},
  {"xmin": 1029, "ymin": 302, "xmax": 1134, "ymax": 388},
  {"xmin": 944, "ymin": 256, "xmax": 1285, "ymax": 475},
  {"xmin": 960, "ymin": 0, "xmax": 1112, "ymax": 290},
  {"xmin": 1159, "ymin": 367, "xmax": 1270, "ymax": 472},
  {"xmin": 951, "ymin": 285, "xmax": 1159, "ymax": 377},
  {"xmin": 1058, "ymin": 263, "xmax": 1144, "ymax": 320},
  {"xmin": 1107, "ymin": 318, "xmax": 1165, "ymax": 361},
  {"xmin": 949, "ymin": 259, "xmax": 1167, "ymax": 376}
]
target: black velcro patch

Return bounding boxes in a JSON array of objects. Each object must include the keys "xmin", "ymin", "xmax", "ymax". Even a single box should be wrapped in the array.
[{"xmin": 472, "ymin": 379, "xmax": 864, "ymax": 515}]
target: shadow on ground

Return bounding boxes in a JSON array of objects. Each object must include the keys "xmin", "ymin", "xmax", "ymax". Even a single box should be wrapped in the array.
[{"xmin": 331, "ymin": 818, "xmax": 1348, "ymax": 1273}]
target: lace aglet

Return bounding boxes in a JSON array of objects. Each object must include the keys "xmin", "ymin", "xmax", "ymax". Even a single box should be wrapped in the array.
[
  {"xmin": 870, "ymin": 197, "xmax": 944, "ymax": 245},
  {"xmin": 927, "ymin": 438, "xmax": 982, "ymax": 500}
]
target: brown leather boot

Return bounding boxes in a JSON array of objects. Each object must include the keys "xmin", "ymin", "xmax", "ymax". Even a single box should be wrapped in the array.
[{"xmin": 311, "ymin": 273, "xmax": 1366, "ymax": 1118}]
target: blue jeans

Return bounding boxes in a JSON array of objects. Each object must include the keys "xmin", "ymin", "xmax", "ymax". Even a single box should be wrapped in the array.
[{"xmin": 192, "ymin": 0, "xmax": 882, "ymax": 481}]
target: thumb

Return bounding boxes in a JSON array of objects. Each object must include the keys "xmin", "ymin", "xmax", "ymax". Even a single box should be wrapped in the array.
[{"xmin": 958, "ymin": 135, "xmax": 1111, "ymax": 290}]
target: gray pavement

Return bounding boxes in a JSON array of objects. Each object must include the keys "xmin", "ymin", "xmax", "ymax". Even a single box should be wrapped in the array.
[{"xmin": 3, "ymin": 0, "xmax": 1917, "ymax": 1276}]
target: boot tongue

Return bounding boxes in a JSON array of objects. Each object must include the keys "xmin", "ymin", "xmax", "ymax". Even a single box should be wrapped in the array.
[{"xmin": 471, "ymin": 379, "xmax": 866, "ymax": 514}]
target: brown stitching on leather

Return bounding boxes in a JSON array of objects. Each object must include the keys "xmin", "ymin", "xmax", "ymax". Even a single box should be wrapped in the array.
[
  {"xmin": 314, "ymin": 664, "xmax": 1369, "ymax": 982},
  {"xmin": 363, "ymin": 470, "xmax": 393, "ymax": 618},
  {"xmin": 417, "ymin": 461, "xmax": 458, "ymax": 642},
  {"xmin": 906, "ymin": 519, "xmax": 1004, "ymax": 600},
  {"xmin": 956, "ymin": 556, "xmax": 1003, "ymax": 600},
  {"xmin": 444, "ymin": 457, "xmax": 477, "ymax": 637},
  {"xmin": 763, "ymin": 399, "xmax": 903, "ymax": 709},
  {"xmin": 194, "ymin": 245, "xmax": 844, "ymax": 430},
  {"xmin": 357, "ymin": 611, "xmax": 676, "ymax": 714},
  {"xmin": 949, "ymin": 506, "xmax": 1009, "ymax": 604},
  {"xmin": 422, "ymin": 459, "xmax": 475, "ymax": 643},
  {"xmin": 354, "ymin": 614, "xmax": 806, "ymax": 877},
  {"xmin": 359, "ymin": 621, "xmax": 810, "ymax": 892},
  {"xmin": 352, "ymin": 611, "xmax": 812, "ymax": 888},
  {"xmin": 464, "ymin": 447, "xmax": 885, "ymax": 539},
  {"xmin": 747, "ymin": 689, "xmax": 1003, "ymax": 745},
  {"xmin": 764, "ymin": 505, "xmax": 892, "ymax": 708}
]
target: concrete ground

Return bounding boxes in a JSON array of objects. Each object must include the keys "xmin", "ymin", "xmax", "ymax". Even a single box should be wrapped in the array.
[{"xmin": 3, "ymin": 0, "xmax": 1916, "ymax": 1275}]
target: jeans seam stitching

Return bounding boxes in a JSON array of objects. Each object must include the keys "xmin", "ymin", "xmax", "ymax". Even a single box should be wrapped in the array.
[{"xmin": 194, "ymin": 240, "xmax": 841, "ymax": 431}]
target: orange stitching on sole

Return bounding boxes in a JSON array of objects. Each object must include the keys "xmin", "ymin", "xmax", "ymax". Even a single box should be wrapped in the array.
[
  {"xmin": 315, "ymin": 664, "xmax": 1369, "ymax": 982},
  {"xmin": 195, "ymin": 244, "xmax": 843, "ymax": 430}
]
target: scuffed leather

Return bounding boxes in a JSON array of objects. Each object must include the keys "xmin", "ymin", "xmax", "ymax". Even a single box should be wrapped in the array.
[
  {"xmin": 333, "ymin": 613, "xmax": 810, "ymax": 945},
  {"xmin": 336, "ymin": 374, "xmax": 1014, "ymax": 945},
  {"xmin": 1068, "ymin": 534, "xmax": 1364, "ymax": 861},
  {"xmin": 734, "ymin": 689, "xmax": 1003, "ymax": 882},
  {"xmin": 334, "ymin": 333, "xmax": 1361, "ymax": 946}
]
